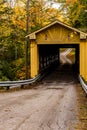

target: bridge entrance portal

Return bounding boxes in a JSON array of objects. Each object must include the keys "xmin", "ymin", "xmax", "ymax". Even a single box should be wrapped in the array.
[
  {"xmin": 38, "ymin": 44, "xmax": 79, "ymax": 75},
  {"xmin": 27, "ymin": 20, "xmax": 87, "ymax": 81}
]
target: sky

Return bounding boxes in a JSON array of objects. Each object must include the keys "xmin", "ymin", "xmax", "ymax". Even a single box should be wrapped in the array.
[
  {"xmin": 52, "ymin": 3, "xmax": 62, "ymax": 9},
  {"xmin": 46, "ymin": 1, "xmax": 62, "ymax": 9},
  {"xmin": 7, "ymin": 0, "xmax": 15, "ymax": 7},
  {"xmin": 7, "ymin": 0, "xmax": 62, "ymax": 9}
]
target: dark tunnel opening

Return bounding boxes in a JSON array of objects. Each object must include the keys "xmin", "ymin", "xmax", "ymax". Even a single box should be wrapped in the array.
[{"xmin": 38, "ymin": 44, "xmax": 79, "ymax": 81}]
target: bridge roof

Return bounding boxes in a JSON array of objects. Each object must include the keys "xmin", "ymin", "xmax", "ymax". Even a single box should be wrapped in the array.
[{"xmin": 26, "ymin": 20, "xmax": 87, "ymax": 38}]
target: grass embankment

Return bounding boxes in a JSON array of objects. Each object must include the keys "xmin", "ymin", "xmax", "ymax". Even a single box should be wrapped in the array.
[{"xmin": 75, "ymin": 84, "xmax": 87, "ymax": 130}]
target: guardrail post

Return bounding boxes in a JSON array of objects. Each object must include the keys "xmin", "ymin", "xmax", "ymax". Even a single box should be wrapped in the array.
[
  {"xmin": 79, "ymin": 75, "xmax": 87, "ymax": 95},
  {"xmin": 21, "ymin": 85, "xmax": 24, "ymax": 89},
  {"xmin": 0, "ymin": 74, "xmax": 41, "ymax": 90},
  {"xmin": 6, "ymin": 86, "xmax": 10, "ymax": 90}
]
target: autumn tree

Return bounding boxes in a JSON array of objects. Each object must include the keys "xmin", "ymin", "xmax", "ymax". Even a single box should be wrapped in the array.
[
  {"xmin": 27, "ymin": 0, "xmax": 63, "ymax": 32},
  {"xmin": 0, "ymin": 0, "xmax": 26, "ymax": 80},
  {"xmin": 59, "ymin": 0, "xmax": 87, "ymax": 31},
  {"xmin": 0, "ymin": 0, "xmax": 63, "ymax": 80}
]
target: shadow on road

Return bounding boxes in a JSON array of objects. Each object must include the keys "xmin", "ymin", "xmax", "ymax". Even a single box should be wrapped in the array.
[{"xmin": 42, "ymin": 64, "xmax": 79, "ymax": 84}]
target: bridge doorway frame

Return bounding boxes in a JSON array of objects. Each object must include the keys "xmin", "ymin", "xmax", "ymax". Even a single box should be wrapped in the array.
[{"xmin": 38, "ymin": 44, "xmax": 80, "ymax": 74}]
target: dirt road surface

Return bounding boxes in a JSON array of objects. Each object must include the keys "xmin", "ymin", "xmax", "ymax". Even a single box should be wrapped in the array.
[{"xmin": 0, "ymin": 65, "xmax": 79, "ymax": 130}]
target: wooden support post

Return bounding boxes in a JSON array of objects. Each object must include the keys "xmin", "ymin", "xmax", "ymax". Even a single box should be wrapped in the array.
[
  {"xmin": 6, "ymin": 86, "xmax": 10, "ymax": 90},
  {"xmin": 30, "ymin": 41, "xmax": 39, "ymax": 78},
  {"xmin": 80, "ymin": 41, "xmax": 86, "ymax": 79},
  {"xmin": 42, "ymin": 57, "xmax": 44, "ymax": 69},
  {"xmin": 21, "ymin": 85, "xmax": 24, "ymax": 89},
  {"xmin": 85, "ymin": 41, "xmax": 87, "ymax": 81},
  {"xmin": 58, "ymin": 48, "xmax": 60, "ymax": 65}
]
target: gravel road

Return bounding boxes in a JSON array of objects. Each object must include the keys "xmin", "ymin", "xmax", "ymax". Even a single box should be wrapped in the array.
[{"xmin": 0, "ymin": 65, "xmax": 79, "ymax": 130}]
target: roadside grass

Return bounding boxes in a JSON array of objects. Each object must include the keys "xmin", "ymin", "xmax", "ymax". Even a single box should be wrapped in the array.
[{"xmin": 75, "ymin": 84, "xmax": 87, "ymax": 130}]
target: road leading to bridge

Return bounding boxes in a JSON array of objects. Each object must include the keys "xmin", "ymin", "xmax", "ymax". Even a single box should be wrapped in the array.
[
  {"xmin": 60, "ymin": 48, "xmax": 72, "ymax": 64},
  {"xmin": 0, "ymin": 65, "xmax": 79, "ymax": 130}
]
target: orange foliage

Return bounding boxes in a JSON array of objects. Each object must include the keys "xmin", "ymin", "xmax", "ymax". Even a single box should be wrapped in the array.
[{"xmin": 66, "ymin": 0, "xmax": 77, "ymax": 4}]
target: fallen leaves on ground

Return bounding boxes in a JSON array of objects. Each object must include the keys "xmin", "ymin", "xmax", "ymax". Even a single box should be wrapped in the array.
[{"xmin": 75, "ymin": 84, "xmax": 87, "ymax": 130}]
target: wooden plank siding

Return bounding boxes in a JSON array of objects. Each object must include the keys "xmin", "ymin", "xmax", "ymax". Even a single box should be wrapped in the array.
[{"xmin": 36, "ymin": 24, "xmax": 80, "ymax": 44}]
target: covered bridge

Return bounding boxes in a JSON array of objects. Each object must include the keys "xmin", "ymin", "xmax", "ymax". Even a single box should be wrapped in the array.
[{"xmin": 27, "ymin": 20, "xmax": 87, "ymax": 81}]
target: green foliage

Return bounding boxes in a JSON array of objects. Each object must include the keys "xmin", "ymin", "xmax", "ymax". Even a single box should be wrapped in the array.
[
  {"xmin": 62, "ymin": 0, "xmax": 87, "ymax": 31},
  {"xmin": 0, "ymin": 0, "xmax": 26, "ymax": 80}
]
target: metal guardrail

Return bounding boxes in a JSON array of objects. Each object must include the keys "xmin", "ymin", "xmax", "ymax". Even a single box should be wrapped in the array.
[
  {"xmin": 0, "ymin": 74, "xmax": 41, "ymax": 90},
  {"xmin": 1, "ymin": 72, "xmax": 87, "ymax": 93},
  {"xmin": 0, "ymin": 64, "xmax": 55, "ymax": 90},
  {"xmin": 79, "ymin": 75, "xmax": 87, "ymax": 94}
]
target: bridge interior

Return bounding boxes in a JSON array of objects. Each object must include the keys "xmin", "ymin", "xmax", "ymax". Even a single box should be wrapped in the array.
[{"xmin": 38, "ymin": 44, "xmax": 79, "ymax": 77}]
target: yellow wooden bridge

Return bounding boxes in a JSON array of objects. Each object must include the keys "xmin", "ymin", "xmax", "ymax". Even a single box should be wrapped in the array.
[{"xmin": 26, "ymin": 20, "xmax": 87, "ymax": 81}]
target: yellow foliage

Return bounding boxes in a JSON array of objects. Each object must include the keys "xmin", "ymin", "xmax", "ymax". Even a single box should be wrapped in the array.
[
  {"xmin": 12, "ymin": 6, "xmax": 26, "ymax": 29},
  {"xmin": 66, "ymin": 0, "xmax": 77, "ymax": 4},
  {"xmin": 16, "ymin": 66, "xmax": 30, "ymax": 80}
]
